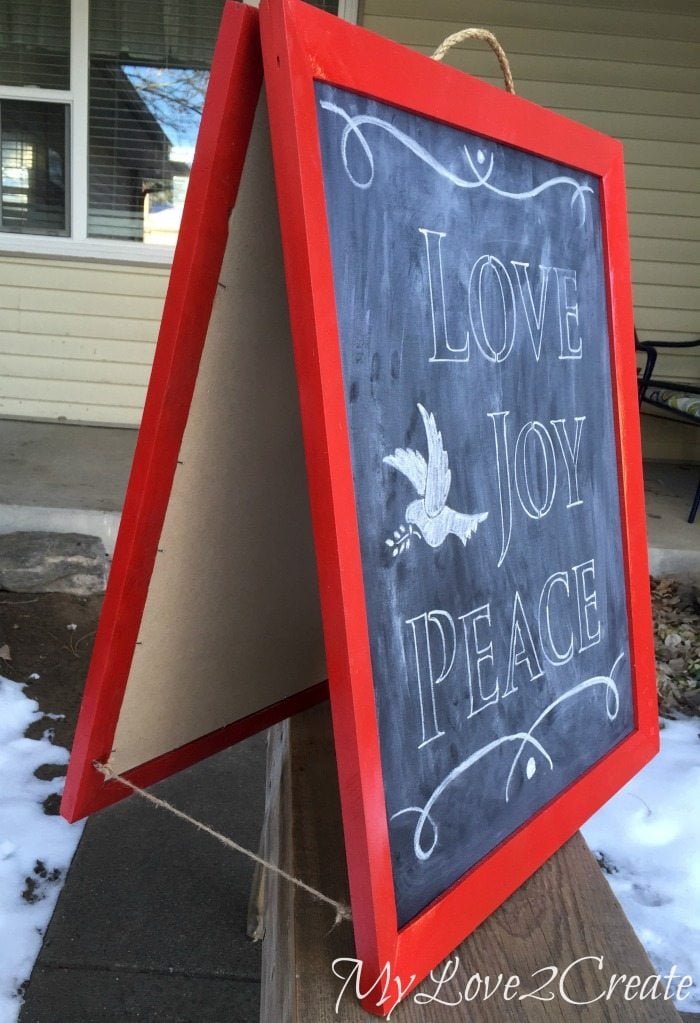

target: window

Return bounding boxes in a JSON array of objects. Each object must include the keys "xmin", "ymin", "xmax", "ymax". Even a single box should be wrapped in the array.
[
  {"xmin": 88, "ymin": 1, "xmax": 221, "ymax": 244},
  {"xmin": 1, "ymin": 100, "xmax": 69, "ymax": 235},
  {"xmin": 0, "ymin": 0, "xmax": 349, "ymax": 259},
  {"xmin": 0, "ymin": 0, "xmax": 70, "ymax": 237},
  {"xmin": 0, "ymin": 0, "xmax": 70, "ymax": 89}
]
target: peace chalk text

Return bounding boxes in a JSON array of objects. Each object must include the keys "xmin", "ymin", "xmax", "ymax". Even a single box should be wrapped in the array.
[{"xmin": 406, "ymin": 558, "xmax": 600, "ymax": 749}]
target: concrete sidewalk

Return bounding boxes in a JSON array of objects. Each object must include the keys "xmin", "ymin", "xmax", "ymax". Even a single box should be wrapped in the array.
[
  {"xmin": 643, "ymin": 460, "xmax": 699, "ymax": 578},
  {"xmin": 0, "ymin": 420, "xmax": 136, "ymax": 556},
  {"xmin": 18, "ymin": 735, "xmax": 267, "ymax": 1023}
]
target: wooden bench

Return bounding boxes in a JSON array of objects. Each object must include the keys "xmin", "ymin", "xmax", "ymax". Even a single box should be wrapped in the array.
[{"xmin": 256, "ymin": 703, "xmax": 690, "ymax": 1022}]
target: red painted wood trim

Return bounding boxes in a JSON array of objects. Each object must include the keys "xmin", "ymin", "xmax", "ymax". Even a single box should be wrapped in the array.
[
  {"xmin": 259, "ymin": 0, "xmax": 658, "ymax": 1012},
  {"xmin": 63, "ymin": 680, "xmax": 328, "ymax": 821},
  {"xmin": 61, "ymin": 3, "xmax": 325, "ymax": 823}
]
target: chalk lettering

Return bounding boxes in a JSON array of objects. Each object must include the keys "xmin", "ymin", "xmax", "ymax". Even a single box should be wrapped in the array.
[
  {"xmin": 511, "ymin": 261, "xmax": 553, "ymax": 361},
  {"xmin": 514, "ymin": 421, "xmax": 557, "ymax": 520},
  {"xmin": 459, "ymin": 604, "xmax": 499, "ymax": 717},
  {"xmin": 554, "ymin": 267, "xmax": 582, "ymax": 359},
  {"xmin": 505, "ymin": 591, "xmax": 545, "ymax": 697},
  {"xmin": 419, "ymin": 229, "xmax": 583, "ymax": 365},
  {"xmin": 406, "ymin": 611, "xmax": 454, "ymax": 748},
  {"xmin": 468, "ymin": 254, "xmax": 516, "ymax": 363},
  {"xmin": 420, "ymin": 228, "xmax": 469, "ymax": 362},
  {"xmin": 538, "ymin": 572, "xmax": 575, "ymax": 666},
  {"xmin": 572, "ymin": 559, "xmax": 601, "ymax": 652},
  {"xmin": 491, "ymin": 412, "xmax": 586, "ymax": 564},
  {"xmin": 550, "ymin": 417, "xmax": 586, "ymax": 507},
  {"xmin": 403, "ymin": 561, "xmax": 598, "ymax": 739}
]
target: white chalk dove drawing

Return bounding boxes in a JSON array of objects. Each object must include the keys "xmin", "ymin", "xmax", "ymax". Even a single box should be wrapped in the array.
[{"xmin": 384, "ymin": 404, "xmax": 488, "ymax": 555}]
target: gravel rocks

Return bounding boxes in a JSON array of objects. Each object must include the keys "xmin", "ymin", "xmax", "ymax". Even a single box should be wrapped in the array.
[{"xmin": 651, "ymin": 575, "xmax": 700, "ymax": 718}]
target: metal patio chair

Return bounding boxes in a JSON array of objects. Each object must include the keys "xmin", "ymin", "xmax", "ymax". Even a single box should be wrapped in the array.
[{"xmin": 635, "ymin": 332, "xmax": 700, "ymax": 524}]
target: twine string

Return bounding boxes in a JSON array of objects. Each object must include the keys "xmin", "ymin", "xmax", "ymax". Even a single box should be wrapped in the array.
[
  {"xmin": 431, "ymin": 28, "xmax": 515, "ymax": 95},
  {"xmin": 93, "ymin": 761, "xmax": 352, "ymax": 927}
]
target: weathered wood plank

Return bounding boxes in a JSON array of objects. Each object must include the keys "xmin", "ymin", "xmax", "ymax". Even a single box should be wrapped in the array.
[
  {"xmin": 259, "ymin": 721, "xmax": 297, "ymax": 1022},
  {"xmin": 260, "ymin": 703, "xmax": 684, "ymax": 1022}
]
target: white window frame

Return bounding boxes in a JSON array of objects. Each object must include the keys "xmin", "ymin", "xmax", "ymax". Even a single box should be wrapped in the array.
[
  {"xmin": 0, "ymin": 0, "xmax": 358, "ymax": 266},
  {"xmin": 0, "ymin": 0, "xmax": 174, "ymax": 264},
  {"xmin": 338, "ymin": 0, "xmax": 359, "ymax": 21}
]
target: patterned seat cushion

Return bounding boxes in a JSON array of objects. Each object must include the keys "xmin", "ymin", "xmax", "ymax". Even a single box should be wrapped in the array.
[{"xmin": 647, "ymin": 387, "xmax": 700, "ymax": 419}]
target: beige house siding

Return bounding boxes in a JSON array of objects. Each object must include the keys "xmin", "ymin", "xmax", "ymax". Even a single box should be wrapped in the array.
[
  {"xmin": 0, "ymin": 0, "xmax": 696, "ymax": 459},
  {"xmin": 360, "ymin": 0, "xmax": 699, "ymax": 461},
  {"xmin": 0, "ymin": 257, "xmax": 168, "ymax": 425}
]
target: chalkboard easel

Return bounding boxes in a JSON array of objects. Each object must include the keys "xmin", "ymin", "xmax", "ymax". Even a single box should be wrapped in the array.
[
  {"xmin": 260, "ymin": 0, "xmax": 657, "ymax": 1012},
  {"xmin": 62, "ymin": 0, "xmax": 658, "ymax": 1013}
]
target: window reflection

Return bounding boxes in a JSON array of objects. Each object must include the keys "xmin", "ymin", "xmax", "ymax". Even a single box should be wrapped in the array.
[
  {"xmin": 1, "ymin": 100, "xmax": 68, "ymax": 235},
  {"xmin": 88, "ymin": 62, "xmax": 208, "ymax": 243}
]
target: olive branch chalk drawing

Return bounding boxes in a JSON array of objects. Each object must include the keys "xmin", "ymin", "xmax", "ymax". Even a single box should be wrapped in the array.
[
  {"xmin": 384, "ymin": 404, "xmax": 488, "ymax": 555},
  {"xmin": 391, "ymin": 653, "xmax": 623, "ymax": 862},
  {"xmin": 320, "ymin": 100, "xmax": 593, "ymax": 225}
]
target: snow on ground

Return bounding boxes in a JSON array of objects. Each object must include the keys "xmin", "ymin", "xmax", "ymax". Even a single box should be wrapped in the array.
[
  {"xmin": 0, "ymin": 675, "xmax": 84, "ymax": 1023},
  {"xmin": 0, "ymin": 671, "xmax": 697, "ymax": 1021},
  {"xmin": 582, "ymin": 714, "xmax": 700, "ymax": 1012}
]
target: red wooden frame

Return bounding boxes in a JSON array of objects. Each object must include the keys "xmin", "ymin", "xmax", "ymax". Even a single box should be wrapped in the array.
[
  {"xmin": 61, "ymin": 2, "xmax": 326, "ymax": 824},
  {"xmin": 260, "ymin": 0, "xmax": 658, "ymax": 1012}
]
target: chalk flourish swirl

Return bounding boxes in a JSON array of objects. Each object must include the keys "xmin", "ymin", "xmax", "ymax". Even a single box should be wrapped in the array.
[
  {"xmin": 320, "ymin": 100, "xmax": 593, "ymax": 225},
  {"xmin": 390, "ymin": 654, "xmax": 623, "ymax": 862}
]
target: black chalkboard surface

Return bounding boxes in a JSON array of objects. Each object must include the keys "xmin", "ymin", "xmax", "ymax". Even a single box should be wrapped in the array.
[{"xmin": 315, "ymin": 82, "xmax": 634, "ymax": 927}]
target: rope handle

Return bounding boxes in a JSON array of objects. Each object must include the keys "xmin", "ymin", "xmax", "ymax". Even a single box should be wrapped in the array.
[{"xmin": 431, "ymin": 28, "xmax": 515, "ymax": 95}]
